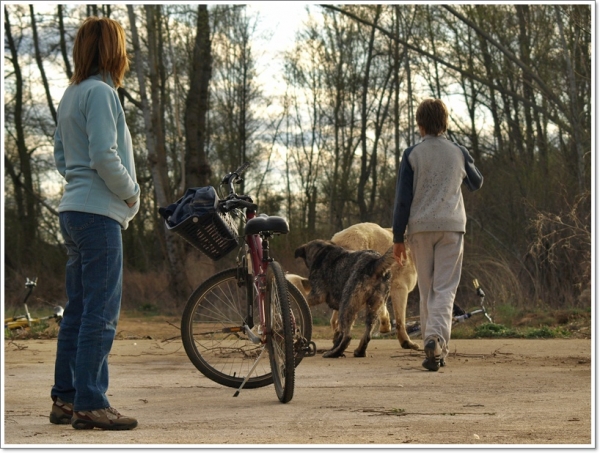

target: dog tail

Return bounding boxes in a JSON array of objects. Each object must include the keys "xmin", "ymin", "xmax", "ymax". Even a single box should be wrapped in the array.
[{"xmin": 372, "ymin": 247, "xmax": 396, "ymax": 277}]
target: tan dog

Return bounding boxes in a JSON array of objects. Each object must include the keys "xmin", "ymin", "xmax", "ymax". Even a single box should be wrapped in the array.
[{"xmin": 287, "ymin": 223, "xmax": 419, "ymax": 351}]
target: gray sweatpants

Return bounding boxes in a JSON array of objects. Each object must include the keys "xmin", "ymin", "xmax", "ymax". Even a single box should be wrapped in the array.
[{"xmin": 407, "ymin": 231, "xmax": 464, "ymax": 359}]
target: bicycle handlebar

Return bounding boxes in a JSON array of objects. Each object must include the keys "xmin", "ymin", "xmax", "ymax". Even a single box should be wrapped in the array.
[
  {"xmin": 218, "ymin": 162, "xmax": 259, "ymax": 213},
  {"xmin": 221, "ymin": 162, "xmax": 251, "ymax": 193},
  {"xmin": 222, "ymin": 198, "xmax": 258, "ymax": 212}
]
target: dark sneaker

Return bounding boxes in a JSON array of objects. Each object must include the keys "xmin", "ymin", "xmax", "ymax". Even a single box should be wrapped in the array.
[
  {"xmin": 71, "ymin": 407, "xmax": 138, "ymax": 430},
  {"xmin": 422, "ymin": 337, "xmax": 442, "ymax": 372},
  {"xmin": 422, "ymin": 357, "xmax": 440, "ymax": 371},
  {"xmin": 50, "ymin": 397, "xmax": 73, "ymax": 425}
]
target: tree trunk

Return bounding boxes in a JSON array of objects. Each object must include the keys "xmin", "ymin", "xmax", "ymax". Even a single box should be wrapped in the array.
[
  {"xmin": 127, "ymin": 5, "xmax": 189, "ymax": 299},
  {"xmin": 4, "ymin": 6, "xmax": 36, "ymax": 259},
  {"xmin": 185, "ymin": 4, "xmax": 212, "ymax": 189},
  {"xmin": 30, "ymin": 5, "xmax": 57, "ymax": 125},
  {"xmin": 516, "ymin": 5, "xmax": 534, "ymax": 164},
  {"xmin": 392, "ymin": 6, "xmax": 401, "ymax": 174},
  {"xmin": 555, "ymin": 5, "xmax": 586, "ymax": 191},
  {"xmin": 357, "ymin": 6, "xmax": 380, "ymax": 222},
  {"xmin": 57, "ymin": 5, "xmax": 73, "ymax": 80}
]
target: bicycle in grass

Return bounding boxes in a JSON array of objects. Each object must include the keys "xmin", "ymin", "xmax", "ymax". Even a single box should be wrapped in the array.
[
  {"xmin": 160, "ymin": 162, "xmax": 315, "ymax": 403},
  {"xmin": 403, "ymin": 278, "xmax": 493, "ymax": 339},
  {"xmin": 4, "ymin": 278, "xmax": 64, "ymax": 333}
]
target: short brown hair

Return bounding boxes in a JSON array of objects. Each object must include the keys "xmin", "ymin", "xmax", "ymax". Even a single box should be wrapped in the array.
[
  {"xmin": 70, "ymin": 17, "xmax": 130, "ymax": 88},
  {"xmin": 415, "ymin": 99, "xmax": 448, "ymax": 136}
]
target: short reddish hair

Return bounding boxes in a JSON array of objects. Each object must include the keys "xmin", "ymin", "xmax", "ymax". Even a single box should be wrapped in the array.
[
  {"xmin": 70, "ymin": 16, "xmax": 130, "ymax": 88},
  {"xmin": 416, "ymin": 99, "xmax": 448, "ymax": 136}
]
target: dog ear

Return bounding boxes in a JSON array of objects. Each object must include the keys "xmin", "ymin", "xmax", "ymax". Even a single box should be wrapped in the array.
[{"xmin": 294, "ymin": 245, "xmax": 307, "ymax": 260}]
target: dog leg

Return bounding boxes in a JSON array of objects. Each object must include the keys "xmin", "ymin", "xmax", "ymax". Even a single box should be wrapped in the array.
[
  {"xmin": 331, "ymin": 329, "xmax": 343, "ymax": 348},
  {"xmin": 323, "ymin": 335, "xmax": 351, "ymax": 358},
  {"xmin": 392, "ymin": 285, "xmax": 419, "ymax": 350},
  {"xmin": 354, "ymin": 297, "xmax": 382, "ymax": 357},
  {"xmin": 377, "ymin": 303, "xmax": 391, "ymax": 334},
  {"xmin": 330, "ymin": 310, "xmax": 339, "ymax": 333},
  {"xmin": 323, "ymin": 304, "xmax": 356, "ymax": 358},
  {"xmin": 331, "ymin": 311, "xmax": 356, "ymax": 347}
]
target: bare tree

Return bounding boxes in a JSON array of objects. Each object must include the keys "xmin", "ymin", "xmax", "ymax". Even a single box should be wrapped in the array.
[
  {"xmin": 4, "ymin": 6, "xmax": 37, "ymax": 260},
  {"xmin": 127, "ymin": 5, "xmax": 189, "ymax": 297},
  {"xmin": 185, "ymin": 4, "xmax": 212, "ymax": 189},
  {"xmin": 30, "ymin": 5, "xmax": 57, "ymax": 125}
]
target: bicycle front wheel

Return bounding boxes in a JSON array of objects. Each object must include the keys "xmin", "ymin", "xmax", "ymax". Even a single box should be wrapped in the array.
[
  {"xmin": 181, "ymin": 267, "xmax": 312, "ymax": 390},
  {"xmin": 265, "ymin": 261, "xmax": 295, "ymax": 403}
]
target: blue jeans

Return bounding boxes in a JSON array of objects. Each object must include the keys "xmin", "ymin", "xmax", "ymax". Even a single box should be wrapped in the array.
[{"xmin": 51, "ymin": 212, "xmax": 123, "ymax": 411}]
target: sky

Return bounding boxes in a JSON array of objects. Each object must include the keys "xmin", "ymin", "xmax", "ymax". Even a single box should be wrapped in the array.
[
  {"xmin": 248, "ymin": 2, "xmax": 312, "ymax": 51},
  {"xmin": 246, "ymin": 2, "xmax": 314, "ymax": 96}
]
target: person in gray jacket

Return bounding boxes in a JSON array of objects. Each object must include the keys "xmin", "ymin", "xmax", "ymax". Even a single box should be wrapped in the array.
[
  {"xmin": 392, "ymin": 99, "xmax": 483, "ymax": 372},
  {"xmin": 50, "ymin": 16, "xmax": 139, "ymax": 430}
]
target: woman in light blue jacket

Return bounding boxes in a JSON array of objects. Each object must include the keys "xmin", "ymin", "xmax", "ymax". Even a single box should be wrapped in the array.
[{"xmin": 50, "ymin": 16, "xmax": 139, "ymax": 431}]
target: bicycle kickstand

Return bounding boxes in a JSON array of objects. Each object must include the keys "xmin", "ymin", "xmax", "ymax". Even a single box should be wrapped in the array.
[{"xmin": 233, "ymin": 345, "xmax": 268, "ymax": 397}]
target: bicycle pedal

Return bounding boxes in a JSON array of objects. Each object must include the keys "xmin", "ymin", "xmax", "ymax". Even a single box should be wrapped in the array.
[{"xmin": 302, "ymin": 341, "xmax": 317, "ymax": 357}]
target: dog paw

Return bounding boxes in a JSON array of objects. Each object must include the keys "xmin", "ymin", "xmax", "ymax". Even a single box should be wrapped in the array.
[
  {"xmin": 378, "ymin": 324, "xmax": 392, "ymax": 334},
  {"xmin": 323, "ymin": 350, "xmax": 344, "ymax": 358},
  {"xmin": 401, "ymin": 340, "xmax": 420, "ymax": 351}
]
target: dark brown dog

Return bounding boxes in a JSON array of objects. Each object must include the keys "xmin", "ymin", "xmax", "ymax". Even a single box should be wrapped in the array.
[{"xmin": 294, "ymin": 239, "xmax": 395, "ymax": 358}]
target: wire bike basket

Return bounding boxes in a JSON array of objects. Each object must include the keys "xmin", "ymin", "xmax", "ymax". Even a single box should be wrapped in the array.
[{"xmin": 159, "ymin": 186, "xmax": 239, "ymax": 261}]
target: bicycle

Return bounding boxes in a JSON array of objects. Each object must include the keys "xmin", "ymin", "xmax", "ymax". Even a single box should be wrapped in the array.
[
  {"xmin": 4, "ymin": 278, "xmax": 64, "ymax": 332},
  {"xmin": 160, "ymin": 162, "xmax": 315, "ymax": 404},
  {"xmin": 404, "ymin": 278, "xmax": 493, "ymax": 338}
]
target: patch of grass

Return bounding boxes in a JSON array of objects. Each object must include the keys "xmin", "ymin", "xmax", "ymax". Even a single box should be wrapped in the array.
[
  {"xmin": 524, "ymin": 325, "xmax": 571, "ymax": 339},
  {"xmin": 311, "ymin": 315, "xmax": 332, "ymax": 326},
  {"xmin": 390, "ymin": 408, "xmax": 406, "ymax": 414},
  {"xmin": 138, "ymin": 303, "xmax": 160, "ymax": 316},
  {"xmin": 492, "ymin": 303, "xmax": 519, "ymax": 327},
  {"xmin": 453, "ymin": 322, "xmax": 574, "ymax": 339},
  {"xmin": 450, "ymin": 304, "xmax": 590, "ymax": 340},
  {"xmin": 473, "ymin": 323, "xmax": 519, "ymax": 338},
  {"xmin": 4, "ymin": 321, "xmax": 59, "ymax": 340}
]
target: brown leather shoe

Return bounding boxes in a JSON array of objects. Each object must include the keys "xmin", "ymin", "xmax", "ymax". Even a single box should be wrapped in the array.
[
  {"xmin": 71, "ymin": 407, "xmax": 138, "ymax": 430},
  {"xmin": 50, "ymin": 397, "xmax": 73, "ymax": 425}
]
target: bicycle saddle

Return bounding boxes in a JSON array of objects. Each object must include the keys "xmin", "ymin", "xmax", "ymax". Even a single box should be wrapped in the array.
[{"xmin": 244, "ymin": 215, "xmax": 289, "ymax": 235}]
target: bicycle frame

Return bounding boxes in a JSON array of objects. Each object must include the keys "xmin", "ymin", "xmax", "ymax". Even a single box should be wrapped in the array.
[
  {"xmin": 241, "ymin": 212, "xmax": 271, "ymax": 345},
  {"xmin": 230, "ymin": 219, "xmax": 280, "ymax": 396},
  {"xmin": 406, "ymin": 278, "xmax": 493, "ymax": 338},
  {"xmin": 216, "ymin": 165, "xmax": 299, "ymax": 399},
  {"xmin": 5, "ymin": 278, "xmax": 64, "ymax": 331}
]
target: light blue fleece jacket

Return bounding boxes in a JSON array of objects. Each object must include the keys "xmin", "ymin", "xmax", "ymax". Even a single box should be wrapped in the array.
[{"xmin": 54, "ymin": 74, "xmax": 140, "ymax": 229}]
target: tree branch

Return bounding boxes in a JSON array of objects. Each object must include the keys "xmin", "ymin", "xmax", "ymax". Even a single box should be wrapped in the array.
[
  {"xmin": 117, "ymin": 87, "xmax": 143, "ymax": 110},
  {"xmin": 319, "ymin": 4, "xmax": 573, "ymax": 134},
  {"xmin": 4, "ymin": 154, "xmax": 59, "ymax": 217},
  {"xmin": 442, "ymin": 5, "xmax": 568, "ymax": 116}
]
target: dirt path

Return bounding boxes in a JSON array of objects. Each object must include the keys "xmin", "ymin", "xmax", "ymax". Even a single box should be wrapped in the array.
[{"xmin": 3, "ymin": 317, "xmax": 592, "ymax": 447}]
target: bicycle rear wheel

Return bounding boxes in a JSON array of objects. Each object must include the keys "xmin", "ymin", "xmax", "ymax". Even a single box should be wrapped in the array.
[
  {"xmin": 265, "ymin": 261, "xmax": 295, "ymax": 403},
  {"xmin": 181, "ymin": 267, "xmax": 311, "ymax": 389}
]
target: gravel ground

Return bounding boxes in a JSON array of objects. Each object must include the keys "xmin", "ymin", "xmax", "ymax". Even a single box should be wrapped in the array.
[{"xmin": 2, "ymin": 317, "xmax": 592, "ymax": 448}]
